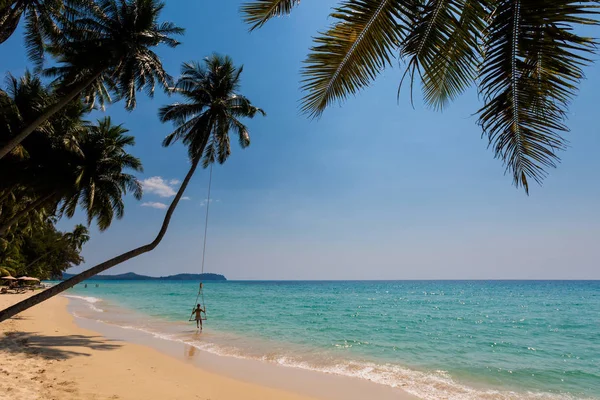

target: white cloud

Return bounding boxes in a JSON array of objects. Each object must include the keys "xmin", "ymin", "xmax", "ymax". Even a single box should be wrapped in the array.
[
  {"xmin": 141, "ymin": 176, "xmax": 177, "ymax": 198},
  {"xmin": 141, "ymin": 202, "xmax": 167, "ymax": 210},
  {"xmin": 200, "ymin": 198, "xmax": 219, "ymax": 207},
  {"xmin": 182, "ymin": 196, "xmax": 191, "ymax": 200},
  {"xmin": 169, "ymin": 179, "xmax": 181, "ymax": 185}
]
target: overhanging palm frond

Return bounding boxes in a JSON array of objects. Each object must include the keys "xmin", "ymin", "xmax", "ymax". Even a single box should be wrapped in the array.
[
  {"xmin": 241, "ymin": 0, "xmax": 301, "ymax": 31},
  {"xmin": 301, "ymin": 0, "xmax": 409, "ymax": 117},
  {"xmin": 24, "ymin": 0, "xmax": 63, "ymax": 70},
  {"xmin": 401, "ymin": 0, "xmax": 487, "ymax": 109},
  {"xmin": 477, "ymin": 0, "xmax": 597, "ymax": 193}
]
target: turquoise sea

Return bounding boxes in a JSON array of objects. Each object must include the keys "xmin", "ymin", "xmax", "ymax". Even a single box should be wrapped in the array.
[{"xmin": 64, "ymin": 280, "xmax": 599, "ymax": 399}]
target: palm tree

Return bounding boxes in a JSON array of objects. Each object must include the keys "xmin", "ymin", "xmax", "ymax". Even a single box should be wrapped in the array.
[
  {"xmin": 242, "ymin": 0, "xmax": 598, "ymax": 193},
  {"xmin": 58, "ymin": 117, "xmax": 143, "ymax": 231},
  {"xmin": 0, "ymin": 71, "xmax": 61, "ymax": 234},
  {"xmin": 0, "ymin": 71, "xmax": 53, "ymax": 153},
  {"xmin": 0, "ymin": 0, "xmax": 62, "ymax": 49},
  {"xmin": 64, "ymin": 224, "xmax": 90, "ymax": 250},
  {"xmin": 0, "ymin": 116, "xmax": 143, "ymax": 236},
  {"xmin": 20, "ymin": 224, "xmax": 90, "ymax": 273},
  {"xmin": 0, "ymin": 266, "xmax": 16, "ymax": 277},
  {"xmin": 0, "ymin": 0, "xmax": 184, "ymax": 159},
  {"xmin": 0, "ymin": 54, "xmax": 265, "ymax": 322}
]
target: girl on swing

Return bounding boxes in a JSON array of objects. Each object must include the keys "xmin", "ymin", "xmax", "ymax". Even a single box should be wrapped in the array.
[{"xmin": 191, "ymin": 304, "xmax": 205, "ymax": 330}]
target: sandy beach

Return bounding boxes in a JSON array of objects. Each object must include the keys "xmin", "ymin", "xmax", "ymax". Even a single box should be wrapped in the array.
[{"xmin": 0, "ymin": 293, "xmax": 417, "ymax": 400}]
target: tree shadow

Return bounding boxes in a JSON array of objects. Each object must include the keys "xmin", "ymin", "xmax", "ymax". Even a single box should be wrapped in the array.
[
  {"xmin": 0, "ymin": 331, "xmax": 122, "ymax": 360},
  {"xmin": 7, "ymin": 315, "xmax": 30, "ymax": 321}
]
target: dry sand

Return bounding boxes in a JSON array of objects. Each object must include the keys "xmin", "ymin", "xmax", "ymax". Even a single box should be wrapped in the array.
[
  {"xmin": 0, "ymin": 292, "xmax": 418, "ymax": 400},
  {"xmin": 0, "ymin": 293, "xmax": 317, "ymax": 400}
]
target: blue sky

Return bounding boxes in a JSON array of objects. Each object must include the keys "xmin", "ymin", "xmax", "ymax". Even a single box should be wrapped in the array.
[{"xmin": 2, "ymin": 1, "xmax": 599, "ymax": 279}]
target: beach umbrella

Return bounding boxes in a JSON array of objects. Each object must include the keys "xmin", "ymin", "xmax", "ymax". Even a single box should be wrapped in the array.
[
  {"xmin": 1, "ymin": 276, "xmax": 17, "ymax": 280},
  {"xmin": 17, "ymin": 277, "xmax": 40, "ymax": 281}
]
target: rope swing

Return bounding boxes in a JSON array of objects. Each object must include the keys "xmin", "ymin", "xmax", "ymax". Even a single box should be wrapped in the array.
[{"xmin": 189, "ymin": 164, "xmax": 213, "ymax": 323}]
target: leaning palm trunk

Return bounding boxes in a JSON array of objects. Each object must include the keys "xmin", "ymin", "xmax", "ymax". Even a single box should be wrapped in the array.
[
  {"xmin": 0, "ymin": 2, "xmax": 23, "ymax": 44},
  {"xmin": 0, "ymin": 192, "xmax": 56, "ymax": 236},
  {"xmin": 0, "ymin": 156, "xmax": 201, "ymax": 322},
  {"xmin": 0, "ymin": 71, "xmax": 102, "ymax": 160}
]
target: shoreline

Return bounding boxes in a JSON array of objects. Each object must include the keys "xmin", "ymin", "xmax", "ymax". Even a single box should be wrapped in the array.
[{"xmin": 0, "ymin": 292, "xmax": 418, "ymax": 400}]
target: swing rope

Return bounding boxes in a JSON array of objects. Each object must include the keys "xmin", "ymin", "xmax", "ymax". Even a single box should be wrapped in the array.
[
  {"xmin": 200, "ymin": 163, "xmax": 213, "ymax": 279},
  {"xmin": 191, "ymin": 163, "xmax": 213, "ymax": 321}
]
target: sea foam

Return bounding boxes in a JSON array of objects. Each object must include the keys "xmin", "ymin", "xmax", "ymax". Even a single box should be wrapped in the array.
[{"xmin": 63, "ymin": 295, "xmax": 104, "ymax": 312}]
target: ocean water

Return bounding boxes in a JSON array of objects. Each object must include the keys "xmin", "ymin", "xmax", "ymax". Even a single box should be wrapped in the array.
[{"xmin": 64, "ymin": 280, "xmax": 600, "ymax": 399}]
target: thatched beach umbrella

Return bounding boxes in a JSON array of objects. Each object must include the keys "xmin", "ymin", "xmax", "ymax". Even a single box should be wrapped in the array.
[
  {"xmin": 1, "ymin": 276, "xmax": 17, "ymax": 280},
  {"xmin": 17, "ymin": 277, "xmax": 40, "ymax": 282}
]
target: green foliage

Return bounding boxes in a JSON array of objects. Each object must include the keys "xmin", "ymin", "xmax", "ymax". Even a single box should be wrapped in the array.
[
  {"xmin": 159, "ymin": 54, "xmax": 265, "ymax": 167},
  {"xmin": 0, "ymin": 0, "xmax": 184, "ymax": 160},
  {"xmin": 300, "ymin": 0, "xmax": 407, "ymax": 117},
  {"xmin": 44, "ymin": 0, "xmax": 184, "ymax": 111},
  {"xmin": 59, "ymin": 117, "xmax": 143, "ymax": 230},
  {"xmin": 477, "ymin": 0, "xmax": 597, "ymax": 191},
  {"xmin": 241, "ymin": 0, "xmax": 302, "ymax": 30},
  {"xmin": 242, "ymin": 0, "xmax": 600, "ymax": 193},
  {"xmin": 0, "ymin": 220, "xmax": 89, "ymax": 280},
  {"xmin": 0, "ymin": 0, "xmax": 62, "ymax": 55},
  {"xmin": 0, "ymin": 71, "xmax": 143, "ymax": 235}
]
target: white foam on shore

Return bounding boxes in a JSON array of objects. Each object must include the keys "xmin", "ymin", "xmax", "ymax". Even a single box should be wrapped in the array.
[
  {"xmin": 68, "ymin": 308, "xmax": 592, "ymax": 400},
  {"xmin": 108, "ymin": 323, "xmax": 587, "ymax": 400},
  {"xmin": 63, "ymin": 295, "xmax": 104, "ymax": 312},
  {"xmin": 265, "ymin": 358, "xmax": 586, "ymax": 400}
]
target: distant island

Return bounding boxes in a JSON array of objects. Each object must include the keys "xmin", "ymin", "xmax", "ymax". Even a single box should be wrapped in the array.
[{"xmin": 61, "ymin": 272, "xmax": 227, "ymax": 281}]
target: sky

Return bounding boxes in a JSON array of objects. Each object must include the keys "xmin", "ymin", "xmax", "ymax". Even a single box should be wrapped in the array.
[{"xmin": 1, "ymin": 1, "xmax": 599, "ymax": 280}]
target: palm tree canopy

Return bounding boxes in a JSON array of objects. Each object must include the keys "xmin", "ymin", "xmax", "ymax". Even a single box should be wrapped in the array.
[
  {"xmin": 0, "ymin": 71, "xmax": 53, "ymax": 147},
  {"xmin": 159, "ymin": 54, "xmax": 266, "ymax": 167},
  {"xmin": 0, "ymin": 71, "xmax": 86, "ymax": 193},
  {"xmin": 0, "ymin": 0, "xmax": 62, "ymax": 56},
  {"xmin": 45, "ymin": 0, "xmax": 184, "ymax": 111},
  {"xmin": 64, "ymin": 224, "xmax": 90, "ymax": 250},
  {"xmin": 242, "ymin": 0, "xmax": 600, "ymax": 193},
  {"xmin": 59, "ymin": 116, "xmax": 143, "ymax": 231},
  {"xmin": 0, "ymin": 71, "xmax": 142, "ymax": 233}
]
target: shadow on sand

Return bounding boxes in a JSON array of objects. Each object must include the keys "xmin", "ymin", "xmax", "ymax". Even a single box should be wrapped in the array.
[{"xmin": 0, "ymin": 331, "xmax": 121, "ymax": 360}]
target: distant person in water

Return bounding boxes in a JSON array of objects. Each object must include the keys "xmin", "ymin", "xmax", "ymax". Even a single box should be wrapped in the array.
[
  {"xmin": 191, "ymin": 304, "xmax": 205, "ymax": 330},
  {"xmin": 84, "ymin": 284, "xmax": 87, "ymax": 288}
]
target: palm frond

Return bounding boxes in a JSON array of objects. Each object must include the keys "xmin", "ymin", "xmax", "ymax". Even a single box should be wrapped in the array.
[
  {"xmin": 401, "ymin": 0, "xmax": 487, "ymax": 109},
  {"xmin": 301, "ymin": 0, "xmax": 408, "ymax": 117},
  {"xmin": 229, "ymin": 117, "xmax": 251, "ymax": 148},
  {"xmin": 477, "ymin": 0, "xmax": 597, "ymax": 193},
  {"xmin": 161, "ymin": 56, "xmax": 265, "ymax": 167},
  {"xmin": 241, "ymin": 0, "xmax": 301, "ymax": 31}
]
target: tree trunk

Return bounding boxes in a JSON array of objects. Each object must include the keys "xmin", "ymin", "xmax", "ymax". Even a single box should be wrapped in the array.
[
  {"xmin": 0, "ymin": 157, "xmax": 201, "ymax": 322},
  {"xmin": 0, "ymin": 2, "xmax": 24, "ymax": 44},
  {"xmin": 0, "ymin": 192, "xmax": 56, "ymax": 236},
  {"xmin": 23, "ymin": 247, "xmax": 57, "ymax": 271},
  {"xmin": 0, "ymin": 71, "xmax": 102, "ymax": 160}
]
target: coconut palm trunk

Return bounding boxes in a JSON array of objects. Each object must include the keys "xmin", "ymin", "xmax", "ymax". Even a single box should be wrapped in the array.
[
  {"xmin": 0, "ymin": 1, "xmax": 24, "ymax": 44},
  {"xmin": 0, "ymin": 155, "xmax": 201, "ymax": 322},
  {"xmin": 0, "ymin": 71, "xmax": 102, "ymax": 160}
]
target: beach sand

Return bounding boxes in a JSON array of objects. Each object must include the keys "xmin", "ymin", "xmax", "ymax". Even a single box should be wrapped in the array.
[{"xmin": 0, "ymin": 293, "xmax": 418, "ymax": 400}]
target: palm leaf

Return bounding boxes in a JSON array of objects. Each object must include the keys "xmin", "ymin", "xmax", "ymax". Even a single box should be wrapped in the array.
[
  {"xmin": 401, "ymin": 0, "xmax": 487, "ymax": 109},
  {"xmin": 477, "ymin": 0, "xmax": 597, "ymax": 193},
  {"xmin": 301, "ymin": 0, "xmax": 409, "ymax": 117},
  {"xmin": 241, "ymin": 0, "xmax": 302, "ymax": 31}
]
